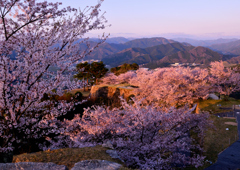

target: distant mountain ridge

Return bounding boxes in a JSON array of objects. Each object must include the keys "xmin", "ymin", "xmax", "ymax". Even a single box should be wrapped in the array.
[
  {"xmin": 9, "ymin": 36, "xmax": 240, "ymax": 70},
  {"xmin": 209, "ymin": 40, "xmax": 240, "ymax": 55},
  {"xmin": 76, "ymin": 37, "xmax": 240, "ymax": 68},
  {"xmin": 102, "ymin": 42, "xmax": 194, "ymax": 67},
  {"xmin": 173, "ymin": 38, "xmax": 238, "ymax": 47},
  {"xmin": 158, "ymin": 46, "xmax": 223, "ymax": 64},
  {"xmin": 88, "ymin": 37, "xmax": 130, "ymax": 44},
  {"xmin": 142, "ymin": 46, "xmax": 226, "ymax": 69},
  {"xmin": 123, "ymin": 37, "xmax": 177, "ymax": 48},
  {"xmin": 226, "ymin": 56, "xmax": 240, "ymax": 64},
  {"xmin": 81, "ymin": 37, "xmax": 181, "ymax": 60}
]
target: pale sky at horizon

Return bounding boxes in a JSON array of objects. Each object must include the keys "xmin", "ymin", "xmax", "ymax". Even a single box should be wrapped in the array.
[{"xmin": 51, "ymin": 0, "xmax": 240, "ymax": 40}]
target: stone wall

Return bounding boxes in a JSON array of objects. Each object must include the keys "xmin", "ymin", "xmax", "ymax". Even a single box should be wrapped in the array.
[{"xmin": 90, "ymin": 84, "xmax": 137, "ymax": 106}]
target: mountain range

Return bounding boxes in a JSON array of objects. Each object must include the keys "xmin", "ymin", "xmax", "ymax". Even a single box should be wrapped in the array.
[
  {"xmin": 88, "ymin": 37, "xmax": 130, "ymax": 44},
  {"xmin": 173, "ymin": 38, "xmax": 238, "ymax": 47},
  {"xmin": 208, "ymin": 40, "xmax": 240, "ymax": 55},
  {"xmin": 102, "ymin": 42, "xmax": 194, "ymax": 67},
  {"xmin": 146, "ymin": 46, "xmax": 225, "ymax": 69},
  {"xmin": 8, "ymin": 36, "xmax": 240, "ymax": 69},
  {"xmin": 77, "ymin": 37, "xmax": 240, "ymax": 68},
  {"xmin": 81, "ymin": 37, "xmax": 185, "ymax": 60}
]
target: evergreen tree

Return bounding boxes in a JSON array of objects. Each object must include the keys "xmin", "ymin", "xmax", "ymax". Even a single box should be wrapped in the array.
[
  {"xmin": 74, "ymin": 61, "xmax": 108, "ymax": 89},
  {"xmin": 110, "ymin": 63, "xmax": 139, "ymax": 75},
  {"xmin": 90, "ymin": 61, "xmax": 109, "ymax": 84},
  {"xmin": 74, "ymin": 62, "xmax": 91, "ymax": 91}
]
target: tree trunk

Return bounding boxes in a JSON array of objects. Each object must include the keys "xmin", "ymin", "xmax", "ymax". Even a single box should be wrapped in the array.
[
  {"xmin": 87, "ymin": 78, "xmax": 89, "ymax": 90},
  {"xmin": 83, "ymin": 78, "xmax": 86, "ymax": 92},
  {"xmin": 195, "ymin": 102, "xmax": 200, "ymax": 114}
]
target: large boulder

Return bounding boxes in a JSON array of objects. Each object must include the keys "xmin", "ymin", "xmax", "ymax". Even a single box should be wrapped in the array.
[
  {"xmin": 102, "ymin": 141, "xmax": 124, "ymax": 163},
  {"xmin": 208, "ymin": 93, "xmax": 219, "ymax": 100},
  {"xmin": 0, "ymin": 162, "xmax": 68, "ymax": 170},
  {"xmin": 102, "ymin": 141, "xmax": 114, "ymax": 149},
  {"xmin": 71, "ymin": 160, "xmax": 122, "ymax": 170},
  {"xmin": 106, "ymin": 150, "xmax": 123, "ymax": 162}
]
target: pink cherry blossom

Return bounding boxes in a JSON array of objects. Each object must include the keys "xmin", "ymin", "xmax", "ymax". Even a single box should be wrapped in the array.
[{"xmin": 0, "ymin": 0, "xmax": 107, "ymax": 154}]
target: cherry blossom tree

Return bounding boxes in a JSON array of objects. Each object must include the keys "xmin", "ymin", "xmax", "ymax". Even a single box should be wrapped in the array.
[
  {"xmin": 0, "ymin": 0, "xmax": 107, "ymax": 162},
  {"xmin": 51, "ymin": 98, "xmax": 210, "ymax": 169},
  {"xmin": 100, "ymin": 72, "xmax": 119, "ymax": 84},
  {"xmin": 101, "ymin": 67, "xmax": 211, "ymax": 109},
  {"xmin": 142, "ymin": 67, "xmax": 210, "ymax": 109},
  {"xmin": 101, "ymin": 61, "xmax": 240, "ymax": 112},
  {"xmin": 210, "ymin": 61, "xmax": 240, "ymax": 99}
]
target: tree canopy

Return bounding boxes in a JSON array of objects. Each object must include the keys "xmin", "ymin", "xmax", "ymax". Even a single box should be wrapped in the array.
[
  {"xmin": 0, "ymin": 0, "xmax": 107, "ymax": 161},
  {"xmin": 102, "ymin": 61, "xmax": 240, "ymax": 107},
  {"xmin": 110, "ymin": 63, "xmax": 139, "ymax": 75},
  {"xmin": 74, "ymin": 61, "xmax": 108, "ymax": 88}
]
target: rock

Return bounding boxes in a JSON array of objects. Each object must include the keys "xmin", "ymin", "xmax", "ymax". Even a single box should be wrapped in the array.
[
  {"xmin": 0, "ymin": 162, "xmax": 68, "ymax": 170},
  {"xmin": 90, "ymin": 85, "xmax": 136, "ymax": 103},
  {"xmin": 71, "ymin": 160, "xmax": 122, "ymax": 170},
  {"xmin": 106, "ymin": 150, "xmax": 123, "ymax": 162},
  {"xmin": 102, "ymin": 141, "xmax": 114, "ymax": 149},
  {"xmin": 208, "ymin": 93, "xmax": 219, "ymax": 100}
]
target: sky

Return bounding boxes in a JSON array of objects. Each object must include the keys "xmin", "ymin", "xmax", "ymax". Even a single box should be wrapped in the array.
[{"xmin": 50, "ymin": 0, "xmax": 240, "ymax": 40}]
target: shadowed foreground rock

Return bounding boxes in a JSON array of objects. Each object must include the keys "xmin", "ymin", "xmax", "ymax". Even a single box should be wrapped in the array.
[
  {"xmin": 0, "ymin": 162, "xmax": 68, "ymax": 170},
  {"xmin": 0, "ymin": 160, "xmax": 122, "ymax": 170},
  {"xmin": 71, "ymin": 160, "xmax": 122, "ymax": 170}
]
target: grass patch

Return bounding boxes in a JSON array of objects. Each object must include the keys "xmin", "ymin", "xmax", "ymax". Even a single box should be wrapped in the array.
[
  {"xmin": 185, "ymin": 115, "xmax": 238, "ymax": 170},
  {"xmin": 13, "ymin": 145, "xmax": 132, "ymax": 170},
  {"xmin": 199, "ymin": 99, "xmax": 240, "ymax": 114},
  {"xmin": 201, "ymin": 115, "xmax": 238, "ymax": 169},
  {"xmin": 222, "ymin": 117, "xmax": 237, "ymax": 122}
]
